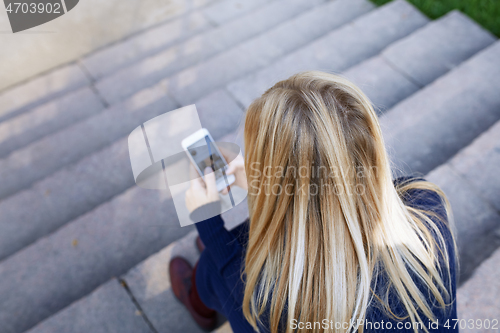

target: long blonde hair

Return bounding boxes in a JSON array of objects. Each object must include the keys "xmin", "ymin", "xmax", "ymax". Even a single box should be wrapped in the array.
[{"xmin": 242, "ymin": 71, "xmax": 456, "ymax": 333}]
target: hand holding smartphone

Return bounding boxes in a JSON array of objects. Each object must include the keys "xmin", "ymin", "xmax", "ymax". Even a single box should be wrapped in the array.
[{"xmin": 181, "ymin": 128, "xmax": 235, "ymax": 192}]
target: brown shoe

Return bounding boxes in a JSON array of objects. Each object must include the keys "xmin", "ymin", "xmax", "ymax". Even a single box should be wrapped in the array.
[
  {"xmin": 196, "ymin": 236, "xmax": 206, "ymax": 253},
  {"xmin": 169, "ymin": 257, "xmax": 216, "ymax": 331}
]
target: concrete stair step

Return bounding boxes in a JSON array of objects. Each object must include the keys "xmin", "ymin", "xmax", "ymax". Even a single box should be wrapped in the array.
[
  {"xmin": 0, "ymin": 64, "xmax": 90, "ymax": 123},
  {"xmin": 0, "ymin": 89, "xmax": 243, "ymax": 262},
  {"xmin": 380, "ymin": 10, "xmax": 496, "ymax": 87},
  {"xmin": 25, "ymin": 232, "xmax": 236, "ymax": 333},
  {"xmin": 140, "ymin": 0, "xmax": 381, "ymax": 107},
  {"xmin": 428, "ymin": 119, "xmax": 500, "ymax": 283},
  {"xmin": 94, "ymin": 0, "xmax": 335, "ymax": 105},
  {"xmin": 0, "ymin": 87, "xmax": 106, "ymax": 159},
  {"xmin": 0, "ymin": 0, "xmax": 278, "ymax": 160},
  {"xmin": 0, "ymin": 0, "xmax": 222, "ymax": 123},
  {"xmin": 202, "ymin": 0, "xmax": 274, "ymax": 26},
  {"xmin": 29, "ymin": 119, "xmax": 500, "ymax": 333},
  {"xmin": 458, "ymin": 245, "xmax": 500, "ymax": 332},
  {"xmin": 227, "ymin": 8, "xmax": 494, "ymax": 114},
  {"xmin": 227, "ymin": 0, "xmax": 428, "ymax": 108},
  {"xmin": 0, "ymin": 85, "xmax": 177, "ymax": 202},
  {"xmin": 344, "ymin": 10, "xmax": 495, "ymax": 112},
  {"xmin": 381, "ymin": 40, "xmax": 500, "ymax": 176},
  {"xmin": 81, "ymin": 0, "xmax": 275, "ymax": 80},
  {"xmin": 25, "ymin": 278, "xmax": 154, "ymax": 333},
  {"xmin": 0, "ymin": 0, "xmax": 371, "ymax": 202}
]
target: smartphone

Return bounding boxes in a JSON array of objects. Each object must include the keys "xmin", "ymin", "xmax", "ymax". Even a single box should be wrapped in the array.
[{"xmin": 181, "ymin": 128, "xmax": 235, "ymax": 192}]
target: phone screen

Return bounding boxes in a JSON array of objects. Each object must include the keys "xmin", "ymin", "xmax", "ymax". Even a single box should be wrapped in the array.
[{"xmin": 187, "ymin": 135, "xmax": 227, "ymax": 183}]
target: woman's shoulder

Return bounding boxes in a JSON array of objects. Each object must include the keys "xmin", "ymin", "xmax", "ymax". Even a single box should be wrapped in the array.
[{"xmin": 394, "ymin": 175, "xmax": 448, "ymax": 224}]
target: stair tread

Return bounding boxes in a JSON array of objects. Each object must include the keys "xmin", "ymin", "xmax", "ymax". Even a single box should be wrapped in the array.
[
  {"xmin": 0, "ymin": 86, "xmax": 105, "ymax": 159},
  {"xmin": 202, "ymin": 0, "xmax": 274, "ymax": 26},
  {"xmin": 25, "ymin": 279, "xmax": 152, "ymax": 333},
  {"xmin": 448, "ymin": 120, "xmax": 500, "ymax": 212},
  {"xmin": 381, "ymin": 40, "xmax": 500, "ymax": 176},
  {"xmin": 81, "ymin": 12, "xmax": 211, "ymax": 80},
  {"xmin": 95, "ymin": 0, "xmax": 329, "ymax": 105},
  {"xmin": 82, "ymin": 0, "xmax": 275, "ymax": 80},
  {"xmin": 427, "ymin": 119, "xmax": 500, "ymax": 282},
  {"xmin": 458, "ymin": 244, "xmax": 500, "ymax": 328},
  {"xmin": 0, "ymin": 89, "xmax": 242, "ymax": 262},
  {"xmin": 227, "ymin": 0, "xmax": 427, "ymax": 108},
  {"xmin": 0, "ymin": 64, "xmax": 89, "ymax": 123},
  {"xmin": 344, "ymin": 10, "xmax": 495, "ymax": 112},
  {"xmin": 382, "ymin": 10, "xmax": 496, "ymax": 87}
]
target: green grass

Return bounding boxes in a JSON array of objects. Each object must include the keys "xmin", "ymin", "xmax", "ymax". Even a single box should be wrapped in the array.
[{"xmin": 370, "ymin": 0, "xmax": 500, "ymax": 37}]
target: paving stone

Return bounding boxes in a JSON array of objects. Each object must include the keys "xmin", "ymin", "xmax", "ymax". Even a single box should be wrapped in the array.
[
  {"xmin": 96, "ymin": 0, "xmax": 327, "ymax": 105},
  {"xmin": 172, "ymin": 0, "xmax": 382, "ymax": 106},
  {"xmin": 449, "ymin": 120, "xmax": 500, "ymax": 212},
  {"xmin": 202, "ymin": 0, "xmax": 274, "ymax": 26},
  {"xmin": 0, "ymin": 89, "xmax": 242, "ymax": 261},
  {"xmin": 344, "ymin": 56, "xmax": 420, "ymax": 112},
  {"xmin": 227, "ymin": 0, "xmax": 426, "ymax": 108},
  {"xmin": 427, "ymin": 164, "xmax": 500, "ymax": 283},
  {"xmin": 457, "ymin": 246, "xmax": 500, "ymax": 331},
  {"xmin": 0, "ymin": 87, "xmax": 105, "ymax": 159},
  {"xmin": 382, "ymin": 10, "xmax": 496, "ymax": 87},
  {"xmin": 381, "ymin": 41, "xmax": 500, "ymax": 176},
  {"xmin": 0, "ymin": 84, "xmax": 176, "ymax": 201},
  {"xmin": 25, "ymin": 279, "xmax": 152, "ymax": 333},
  {"xmin": 0, "ymin": 63, "xmax": 89, "ymax": 122},
  {"xmin": 82, "ymin": 11, "xmax": 212, "ymax": 80}
]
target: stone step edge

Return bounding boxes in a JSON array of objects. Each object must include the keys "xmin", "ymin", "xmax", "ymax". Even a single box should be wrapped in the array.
[{"xmin": 0, "ymin": 0, "xmax": 270, "ymax": 124}]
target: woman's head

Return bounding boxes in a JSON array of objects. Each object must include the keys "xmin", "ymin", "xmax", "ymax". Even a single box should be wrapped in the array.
[{"xmin": 242, "ymin": 71, "xmax": 455, "ymax": 333}]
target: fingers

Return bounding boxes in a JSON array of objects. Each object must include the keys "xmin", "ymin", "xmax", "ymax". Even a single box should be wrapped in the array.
[
  {"xmin": 189, "ymin": 163, "xmax": 204, "ymax": 189},
  {"xmin": 204, "ymin": 167, "xmax": 219, "ymax": 200},
  {"xmin": 225, "ymin": 164, "xmax": 235, "ymax": 175}
]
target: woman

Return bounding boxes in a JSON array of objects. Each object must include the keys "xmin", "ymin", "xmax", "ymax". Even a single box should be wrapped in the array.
[{"xmin": 169, "ymin": 71, "xmax": 458, "ymax": 333}]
